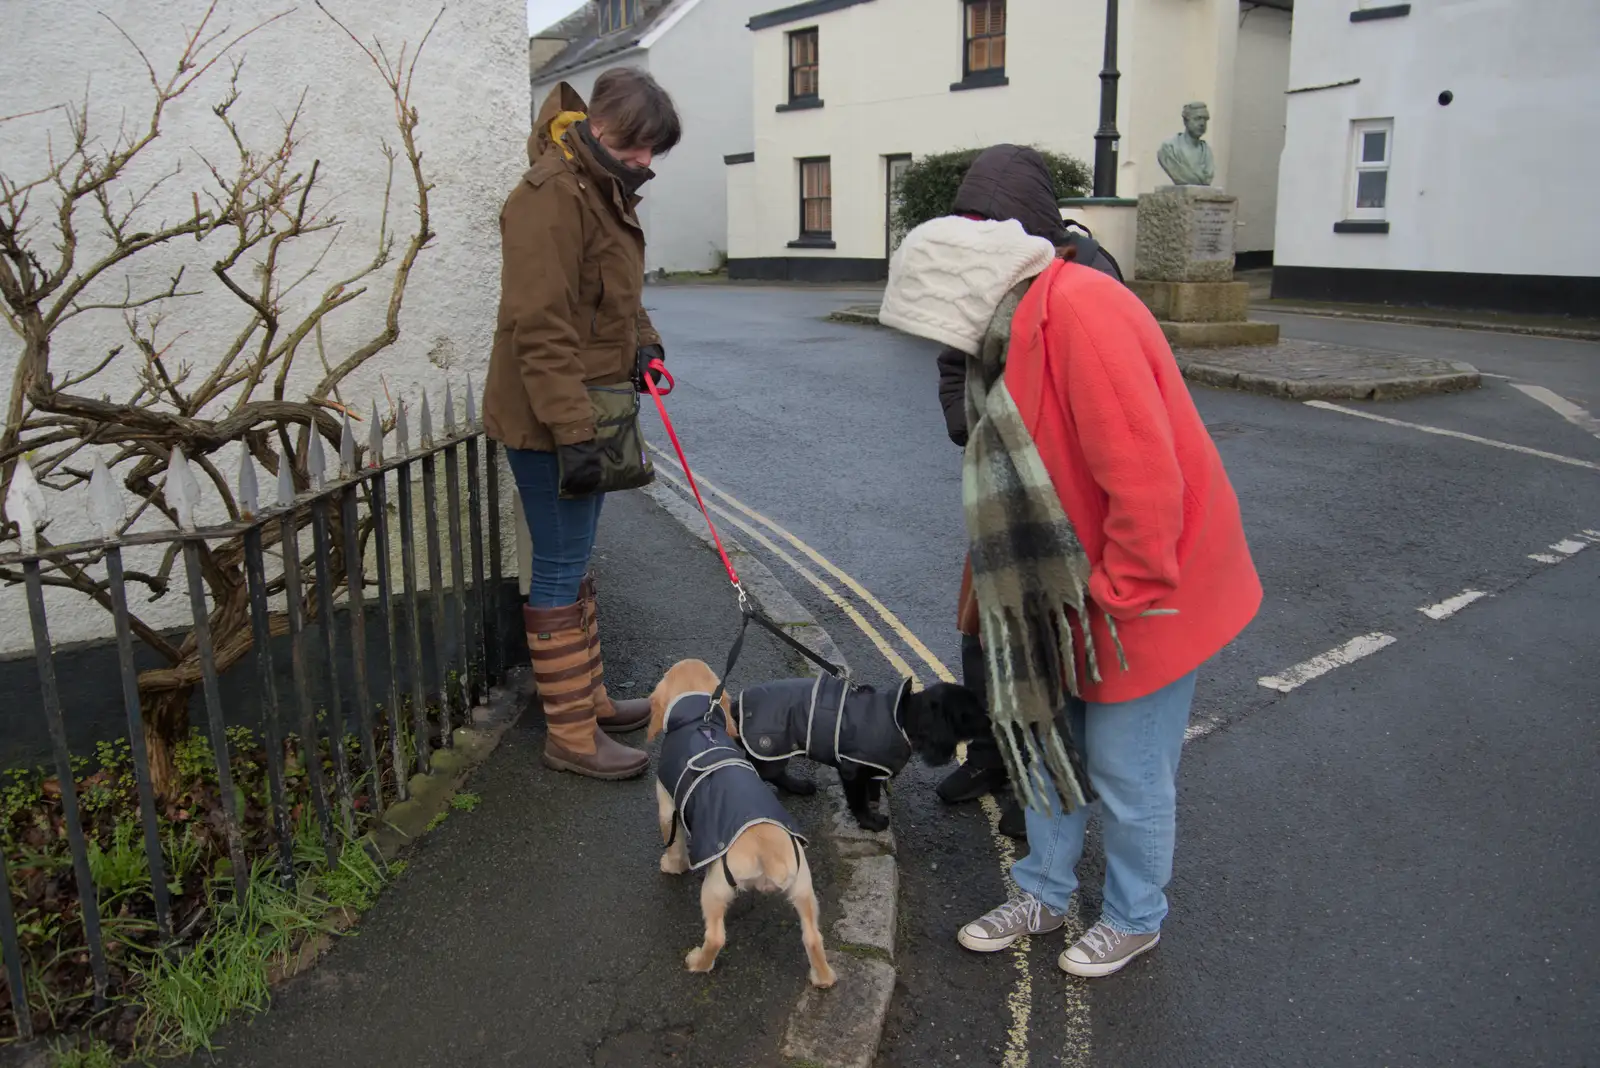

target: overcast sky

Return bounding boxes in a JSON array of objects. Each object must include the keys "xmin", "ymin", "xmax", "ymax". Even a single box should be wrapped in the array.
[{"xmin": 528, "ymin": 0, "xmax": 585, "ymax": 34}]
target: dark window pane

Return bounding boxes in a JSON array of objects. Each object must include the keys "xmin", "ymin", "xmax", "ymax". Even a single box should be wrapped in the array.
[
  {"xmin": 1362, "ymin": 130, "xmax": 1387, "ymax": 163},
  {"xmin": 1356, "ymin": 169, "xmax": 1387, "ymax": 209}
]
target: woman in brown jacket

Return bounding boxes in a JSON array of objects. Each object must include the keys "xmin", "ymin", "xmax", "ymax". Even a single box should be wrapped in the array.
[{"xmin": 483, "ymin": 71, "xmax": 681, "ymax": 781}]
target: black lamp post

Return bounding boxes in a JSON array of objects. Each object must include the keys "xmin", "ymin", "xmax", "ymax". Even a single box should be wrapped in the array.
[{"xmin": 1092, "ymin": 0, "xmax": 1121, "ymax": 198}]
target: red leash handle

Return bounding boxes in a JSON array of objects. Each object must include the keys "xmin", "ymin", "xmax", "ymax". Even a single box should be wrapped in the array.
[{"xmin": 643, "ymin": 359, "xmax": 742, "ymax": 594}]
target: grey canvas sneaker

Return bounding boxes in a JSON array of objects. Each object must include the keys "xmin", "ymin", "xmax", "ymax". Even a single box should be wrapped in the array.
[
  {"xmin": 1059, "ymin": 920, "xmax": 1161, "ymax": 977},
  {"xmin": 957, "ymin": 892, "xmax": 1066, "ymax": 952}
]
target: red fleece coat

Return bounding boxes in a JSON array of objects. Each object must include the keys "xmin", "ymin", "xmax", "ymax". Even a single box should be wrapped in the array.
[{"xmin": 1000, "ymin": 259, "xmax": 1261, "ymax": 704}]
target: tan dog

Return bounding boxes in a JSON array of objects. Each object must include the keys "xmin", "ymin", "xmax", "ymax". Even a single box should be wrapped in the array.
[{"xmin": 648, "ymin": 659, "xmax": 836, "ymax": 988}]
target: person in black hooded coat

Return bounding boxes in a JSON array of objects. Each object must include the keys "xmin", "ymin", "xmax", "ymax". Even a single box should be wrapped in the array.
[{"xmin": 932, "ymin": 144, "xmax": 1125, "ymax": 839}]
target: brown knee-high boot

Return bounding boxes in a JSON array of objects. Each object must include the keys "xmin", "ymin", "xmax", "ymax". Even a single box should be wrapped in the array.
[
  {"xmin": 579, "ymin": 575, "xmax": 651, "ymax": 734},
  {"xmin": 524, "ymin": 603, "xmax": 648, "ymax": 780}
]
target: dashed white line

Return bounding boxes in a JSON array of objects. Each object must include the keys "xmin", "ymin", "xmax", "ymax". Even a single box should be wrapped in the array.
[
  {"xmin": 1304, "ymin": 400, "xmax": 1600, "ymax": 472},
  {"xmin": 1550, "ymin": 539, "xmax": 1588, "ymax": 555},
  {"xmin": 1529, "ymin": 554, "xmax": 1563, "ymax": 564},
  {"xmin": 1419, "ymin": 590, "xmax": 1487, "ymax": 620},
  {"xmin": 1530, "ymin": 537, "xmax": 1589, "ymax": 564},
  {"xmin": 1258, "ymin": 633, "xmax": 1398, "ymax": 694},
  {"xmin": 1184, "ymin": 717, "xmax": 1222, "ymax": 742}
]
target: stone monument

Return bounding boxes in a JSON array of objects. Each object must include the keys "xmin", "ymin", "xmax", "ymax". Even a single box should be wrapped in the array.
[
  {"xmin": 1156, "ymin": 102, "xmax": 1216, "ymax": 187},
  {"xmin": 1131, "ymin": 104, "xmax": 1279, "ymax": 348}
]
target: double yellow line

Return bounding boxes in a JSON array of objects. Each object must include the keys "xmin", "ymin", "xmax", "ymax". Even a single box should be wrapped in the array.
[{"xmin": 647, "ymin": 443, "xmax": 1090, "ymax": 1068}]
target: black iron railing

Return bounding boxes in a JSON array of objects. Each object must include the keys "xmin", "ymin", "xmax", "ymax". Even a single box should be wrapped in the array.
[{"xmin": 0, "ymin": 383, "xmax": 506, "ymax": 1041}]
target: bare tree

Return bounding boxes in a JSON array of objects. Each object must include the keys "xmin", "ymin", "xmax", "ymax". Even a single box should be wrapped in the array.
[{"xmin": 0, "ymin": 2, "xmax": 441, "ymax": 796}]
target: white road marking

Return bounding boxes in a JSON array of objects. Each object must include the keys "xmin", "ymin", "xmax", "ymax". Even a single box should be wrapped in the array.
[
  {"xmin": 1258, "ymin": 633, "xmax": 1398, "ymax": 694},
  {"xmin": 1304, "ymin": 400, "xmax": 1600, "ymax": 472},
  {"xmin": 1419, "ymin": 590, "xmax": 1487, "ymax": 620},
  {"xmin": 1479, "ymin": 372, "xmax": 1514, "ymax": 381},
  {"xmin": 1550, "ymin": 539, "xmax": 1588, "ymax": 555},
  {"xmin": 1529, "ymin": 553, "xmax": 1563, "ymax": 564},
  {"xmin": 1184, "ymin": 717, "xmax": 1222, "ymax": 741},
  {"xmin": 1510, "ymin": 383, "xmax": 1600, "ymax": 440}
]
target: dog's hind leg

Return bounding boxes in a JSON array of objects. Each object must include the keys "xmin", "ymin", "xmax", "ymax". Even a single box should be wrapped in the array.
[
  {"xmin": 686, "ymin": 870, "xmax": 735, "ymax": 973},
  {"xmin": 788, "ymin": 853, "xmax": 837, "ymax": 988},
  {"xmin": 657, "ymin": 783, "xmax": 689, "ymax": 875}
]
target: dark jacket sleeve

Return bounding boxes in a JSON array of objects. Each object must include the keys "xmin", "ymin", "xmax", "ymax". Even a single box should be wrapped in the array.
[{"xmin": 936, "ymin": 347, "xmax": 969, "ymax": 447}]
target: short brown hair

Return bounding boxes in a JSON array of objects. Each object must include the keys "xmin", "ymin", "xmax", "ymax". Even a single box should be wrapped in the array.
[{"xmin": 589, "ymin": 68, "xmax": 682, "ymax": 155}]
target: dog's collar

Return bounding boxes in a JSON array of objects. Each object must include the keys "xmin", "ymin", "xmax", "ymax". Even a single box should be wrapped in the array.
[{"xmin": 663, "ymin": 691, "xmax": 716, "ymax": 733}]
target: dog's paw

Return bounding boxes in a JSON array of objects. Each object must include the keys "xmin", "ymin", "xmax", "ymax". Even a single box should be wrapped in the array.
[
  {"xmin": 685, "ymin": 947, "xmax": 717, "ymax": 973},
  {"xmin": 809, "ymin": 963, "xmax": 837, "ymax": 989},
  {"xmin": 660, "ymin": 852, "xmax": 688, "ymax": 875}
]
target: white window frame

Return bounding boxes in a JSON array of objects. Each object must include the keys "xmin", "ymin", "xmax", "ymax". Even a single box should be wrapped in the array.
[{"xmin": 1347, "ymin": 119, "xmax": 1393, "ymax": 221}]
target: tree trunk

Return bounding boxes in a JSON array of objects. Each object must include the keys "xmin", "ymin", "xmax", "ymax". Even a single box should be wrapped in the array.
[{"xmin": 142, "ymin": 686, "xmax": 193, "ymax": 803}]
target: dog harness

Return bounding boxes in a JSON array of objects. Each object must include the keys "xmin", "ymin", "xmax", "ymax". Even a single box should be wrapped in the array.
[
  {"xmin": 735, "ymin": 675, "xmax": 915, "ymax": 780},
  {"xmin": 658, "ymin": 692, "xmax": 806, "ymax": 884}
]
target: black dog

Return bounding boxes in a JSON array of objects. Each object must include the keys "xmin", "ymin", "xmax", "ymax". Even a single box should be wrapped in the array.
[{"xmin": 732, "ymin": 674, "xmax": 989, "ymax": 831}]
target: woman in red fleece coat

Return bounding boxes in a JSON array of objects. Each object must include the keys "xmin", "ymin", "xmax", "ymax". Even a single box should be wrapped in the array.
[{"xmin": 881, "ymin": 216, "xmax": 1260, "ymax": 978}]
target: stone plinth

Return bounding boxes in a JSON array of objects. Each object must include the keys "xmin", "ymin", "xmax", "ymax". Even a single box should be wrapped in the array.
[
  {"xmin": 1159, "ymin": 321, "xmax": 1282, "ymax": 348},
  {"xmin": 1134, "ymin": 186, "xmax": 1237, "ymax": 283},
  {"xmin": 1128, "ymin": 280, "xmax": 1250, "ymax": 323}
]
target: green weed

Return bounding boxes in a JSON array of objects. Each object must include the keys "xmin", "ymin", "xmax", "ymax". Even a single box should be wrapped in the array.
[{"xmin": 449, "ymin": 792, "xmax": 481, "ymax": 813}]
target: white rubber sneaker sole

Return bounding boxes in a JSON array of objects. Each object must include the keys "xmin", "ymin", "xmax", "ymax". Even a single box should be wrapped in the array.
[
  {"xmin": 957, "ymin": 916, "xmax": 1065, "ymax": 953},
  {"xmin": 1058, "ymin": 931, "xmax": 1160, "ymax": 977}
]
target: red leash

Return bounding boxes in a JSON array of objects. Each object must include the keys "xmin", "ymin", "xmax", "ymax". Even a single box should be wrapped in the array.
[
  {"xmin": 642, "ymin": 359, "xmax": 743, "ymax": 598},
  {"xmin": 640, "ymin": 358, "xmax": 849, "ymax": 691}
]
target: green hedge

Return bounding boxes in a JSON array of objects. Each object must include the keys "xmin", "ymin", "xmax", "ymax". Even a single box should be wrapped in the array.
[{"xmin": 891, "ymin": 147, "xmax": 1092, "ymax": 243}]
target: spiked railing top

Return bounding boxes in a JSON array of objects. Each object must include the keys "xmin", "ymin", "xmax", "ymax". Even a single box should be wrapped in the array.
[
  {"xmin": 307, "ymin": 432, "xmax": 327, "ymax": 491},
  {"xmin": 419, "ymin": 391, "xmax": 433, "ymax": 447},
  {"xmin": 443, "ymin": 382, "xmax": 456, "ymax": 435},
  {"xmin": 167, "ymin": 449, "xmax": 203, "ymax": 532},
  {"xmin": 367, "ymin": 401, "xmax": 384, "ymax": 466},
  {"xmin": 396, "ymin": 400, "xmax": 411, "ymax": 455},
  {"xmin": 237, "ymin": 454, "xmax": 260, "ymax": 520},
  {"xmin": 465, "ymin": 375, "xmax": 478, "ymax": 429},
  {"xmin": 340, "ymin": 413, "xmax": 357, "ymax": 477},
  {"xmin": 277, "ymin": 453, "xmax": 297, "ymax": 508},
  {"xmin": 88, "ymin": 457, "xmax": 126, "ymax": 541}
]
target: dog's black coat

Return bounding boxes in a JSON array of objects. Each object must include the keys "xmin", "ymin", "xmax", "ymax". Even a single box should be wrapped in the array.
[
  {"xmin": 659, "ymin": 692, "xmax": 806, "ymax": 870},
  {"xmin": 733, "ymin": 676, "xmax": 989, "ymax": 831}
]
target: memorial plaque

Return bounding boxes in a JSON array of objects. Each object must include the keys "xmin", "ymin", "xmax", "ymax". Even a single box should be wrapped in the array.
[{"xmin": 1190, "ymin": 200, "xmax": 1235, "ymax": 262}]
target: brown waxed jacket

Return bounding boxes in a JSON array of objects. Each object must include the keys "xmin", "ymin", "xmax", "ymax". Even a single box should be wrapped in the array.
[{"xmin": 483, "ymin": 83, "xmax": 661, "ymax": 452}]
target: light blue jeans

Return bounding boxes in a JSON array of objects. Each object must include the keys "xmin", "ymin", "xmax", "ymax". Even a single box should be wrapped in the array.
[
  {"xmin": 504, "ymin": 448, "xmax": 604, "ymax": 608},
  {"xmin": 1010, "ymin": 671, "xmax": 1197, "ymax": 935}
]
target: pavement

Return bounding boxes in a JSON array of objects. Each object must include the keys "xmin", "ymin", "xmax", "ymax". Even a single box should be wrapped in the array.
[
  {"xmin": 180, "ymin": 488, "xmax": 830, "ymax": 1068},
  {"xmin": 629, "ymin": 285, "xmax": 1600, "ymax": 1067}
]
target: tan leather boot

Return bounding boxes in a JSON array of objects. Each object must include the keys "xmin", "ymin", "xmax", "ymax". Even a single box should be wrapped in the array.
[
  {"xmin": 524, "ymin": 603, "xmax": 648, "ymax": 780},
  {"xmin": 579, "ymin": 575, "xmax": 651, "ymax": 734}
]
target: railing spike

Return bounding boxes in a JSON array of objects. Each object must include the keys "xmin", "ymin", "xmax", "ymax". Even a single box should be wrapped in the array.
[
  {"xmin": 367, "ymin": 400, "xmax": 384, "ymax": 466},
  {"xmin": 340, "ymin": 411, "xmax": 357, "ymax": 477},
  {"xmin": 168, "ymin": 448, "xmax": 201, "ymax": 532},
  {"xmin": 444, "ymin": 382, "xmax": 457, "ymax": 434},
  {"xmin": 277, "ymin": 452, "xmax": 296, "ymax": 507},
  {"xmin": 7, "ymin": 455, "xmax": 47, "ymax": 553},
  {"xmin": 396, "ymin": 400, "xmax": 411, "ymax": 454},
  {"xmin": 88, "ymin": 456, "xmax": 125, "ymax": 541},
  {"xmin": 307, "ymin": 431, "xmax": 327, "ymax": 491},
  {"xmin": 419, "ymin": 390, "xmax": 434, "ymax": 446},
  {"xmin": 465, "ymin": 374, "xmax": 478, "ymax": 428},
  {"xmin": 238, "ymin": 453, "xmax": 259, "ymax": 520}
]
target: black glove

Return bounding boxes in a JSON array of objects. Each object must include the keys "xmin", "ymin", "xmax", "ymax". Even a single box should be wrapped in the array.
[
  {"xmin": 558, "ymin": 440, "xmax": 605, "ymax": 497},
  {"xmin": 634, "ymin": 343, "xmax": 666, "ymax": 393}
]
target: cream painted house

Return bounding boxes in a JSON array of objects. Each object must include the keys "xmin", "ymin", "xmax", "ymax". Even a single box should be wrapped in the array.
[{"xmin": 727, "ymin": 0, "xmax": 1291, "ymax": 281}]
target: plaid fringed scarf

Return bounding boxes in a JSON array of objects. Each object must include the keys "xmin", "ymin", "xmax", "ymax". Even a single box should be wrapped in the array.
[{"xmin": 962, "ymin": 280, "xmax": 1124, "ymax": 815}]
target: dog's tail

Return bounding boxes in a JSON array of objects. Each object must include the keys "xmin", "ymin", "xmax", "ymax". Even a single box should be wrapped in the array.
[{"xmin": 737, "ymin": 823, "xmax": 802, "ymax": 894}]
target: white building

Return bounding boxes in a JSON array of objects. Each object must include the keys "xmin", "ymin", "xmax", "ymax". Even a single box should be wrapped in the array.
[
  {"xmin": 1273, "ymin": 0, "xmax": 1600, "ymax": 314},
  {"xmin": 0, "ymin": 0, "xmax": 526, "ymax": 650},
  {"xmin": 531, "ymin": 0, "xmax": 778, "ymax": 274},
  {"xmin": 726, "ymin": 0, "xmax": 1292, "ymax": 282}
]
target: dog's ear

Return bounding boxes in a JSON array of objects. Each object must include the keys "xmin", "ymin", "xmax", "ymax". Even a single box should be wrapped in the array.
[{"xmin": 906, "ymin": 683, "xmax": 989, "ymax": 767}]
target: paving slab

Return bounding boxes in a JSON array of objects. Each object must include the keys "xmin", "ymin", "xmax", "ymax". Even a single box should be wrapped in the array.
[{"xmin": 1175, "ymin": 338, "xmax": 1480, "ymax": 400}]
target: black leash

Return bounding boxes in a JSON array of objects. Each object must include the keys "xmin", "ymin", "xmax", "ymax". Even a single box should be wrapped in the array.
[{"xmin": 708, "ymin": 600, "xmax": 848, "ymax": 708}]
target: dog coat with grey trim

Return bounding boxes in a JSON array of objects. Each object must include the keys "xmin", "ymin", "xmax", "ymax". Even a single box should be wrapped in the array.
[
  {"xmin": 657, "ymin": 692, "xmax": 807, "ymax": 871},
  {"xmin": 735, "ymin": 675, "xmax": 914, "ymax": 780}
]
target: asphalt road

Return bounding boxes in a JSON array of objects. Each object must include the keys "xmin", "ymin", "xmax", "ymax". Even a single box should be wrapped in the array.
[{"xmin": 638, "ymin": 287, "xmax": 1600, "ymax": 1068}]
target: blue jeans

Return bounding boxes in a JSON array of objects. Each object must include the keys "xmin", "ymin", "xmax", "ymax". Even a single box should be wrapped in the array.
[
  {"xmin": 1010, "ymin": 671, "xmax": 1197, "ymax": 935},
  {"xmin": 505, "ymin": 448, "xmax": 604, "ymax": 608}
]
